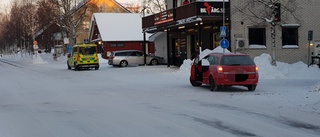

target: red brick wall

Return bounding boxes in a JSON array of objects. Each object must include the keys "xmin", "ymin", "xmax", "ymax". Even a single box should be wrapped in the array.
[{"xmin": 102, "ymin": 41, "xmax": 155, "ymax": 59}]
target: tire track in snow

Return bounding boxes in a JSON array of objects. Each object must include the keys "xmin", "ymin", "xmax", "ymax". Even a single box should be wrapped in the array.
[
  {"xmin": 197, "ymin": 102, "xmax": 320, "ymax": 134},
  {"xmin": 0, "ymin": 59, "xmax": 24, "ymax": 68}
]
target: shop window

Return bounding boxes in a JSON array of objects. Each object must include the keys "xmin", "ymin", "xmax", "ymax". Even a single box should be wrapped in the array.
[
  {"xmin": 282, "ymin": 27, "xmax": 299, "ymax": 48},
  {"xmin": 248, "ymin": 28, "xmax": 266, "ymax": 49}
]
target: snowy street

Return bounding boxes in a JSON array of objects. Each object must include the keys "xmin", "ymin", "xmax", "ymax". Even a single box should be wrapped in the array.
[{"xmin": 0, "ymin": 54, "xmax": 320, "ymax": 137}]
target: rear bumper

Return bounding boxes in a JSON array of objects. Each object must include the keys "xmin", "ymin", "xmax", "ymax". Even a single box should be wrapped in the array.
[
  {"xmin": 214, "ymin": 74, "xmax": 259, "ymax": 86},
  {"xmin": 78, "ymin": 63, "xmax": 99, "ymax": 68}
]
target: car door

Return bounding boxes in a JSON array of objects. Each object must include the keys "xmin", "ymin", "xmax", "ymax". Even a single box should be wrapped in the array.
[
  {"xmin": 190, "ymin": 56, "xmax": 203, "ymax": 81},
  {"xmin": 135, "ymin": 51, "xmax": 144, "ymax": 65},
  {"xmin": 69, "ymin": 46, "xmax": 77, "ymax": 67},
  {"xmin": 127, "ymin": 51, "xmax": 139, "ymax": 66}
]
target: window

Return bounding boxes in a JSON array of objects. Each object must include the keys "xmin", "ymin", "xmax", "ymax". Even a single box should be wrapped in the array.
[
  {"xmin": 282, "ymin": 27, "xmax": 299, "ymax": 48},
  {"xmin": 115, "ymin": 52, "xmax": 128, "ymax": 56},
  {"xmin": 248, "ymin": 28, "xmax": 266, "ymax": 48},
  {"xmin": 72, "ymin": 47, "xmax": 77, "ymax": 53},
  {"xmin": 110, "ymin": 43, "xmax": 124, "ymax": 47},
  {"xmin": 131, "ymin": 52, "xmax": 143, "ymax": 56},
  {"xmin": 207, "ymin": 56, "xmax": 219, "ymax": 65},
  {"xmin": 221, "ymin": 55, "xmax": 255, "ymax": 66}
]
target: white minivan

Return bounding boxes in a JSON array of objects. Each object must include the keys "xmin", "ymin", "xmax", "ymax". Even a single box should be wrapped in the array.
[{"xmin": 108, "ymin": 50, "xmax": 163, "ymax": 67}]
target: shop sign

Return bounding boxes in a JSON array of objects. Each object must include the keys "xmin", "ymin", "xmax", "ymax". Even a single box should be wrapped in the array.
[
  {"xmin": 197, "ymin": 2, "xmax": 229, "ymax": 16},
  {"xmin": 176, "ymin": 16, "xmax": 200, "ymax": 25},
  {"xmin": 154, "ymin": 9, "xmax": 174, "ymax": 25}
]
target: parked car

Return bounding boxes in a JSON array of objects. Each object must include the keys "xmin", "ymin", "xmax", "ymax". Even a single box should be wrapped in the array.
[
  {"xmin": 67, "ymin": 44, "xmax": 99, "ymax": 71},
  {"xmin": 190, "ymin": 52, "xmax": 259, "ymax": 91},
  {"xmin": 108, "ymin": 50, "xmax": 164, "ymax": 67}
]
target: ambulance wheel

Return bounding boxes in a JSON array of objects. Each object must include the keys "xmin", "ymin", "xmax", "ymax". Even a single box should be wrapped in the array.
[
  {"xmin": 74, "ymin": 63, "xmax": 79, "ymax": 71},
  {"xmin": 67, "ymin": 61, "xmax": 71, "ymax": 70}
]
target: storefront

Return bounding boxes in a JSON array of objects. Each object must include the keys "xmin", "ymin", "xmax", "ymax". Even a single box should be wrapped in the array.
[{"xmin": 142, "ymin": 1, "xmax": 230, "ymax": 66}]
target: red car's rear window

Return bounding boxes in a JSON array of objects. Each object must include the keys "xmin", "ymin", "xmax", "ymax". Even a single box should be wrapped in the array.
[{"xmin": 220, "ymin": 55, "xmax": 255, "ymax": 66}]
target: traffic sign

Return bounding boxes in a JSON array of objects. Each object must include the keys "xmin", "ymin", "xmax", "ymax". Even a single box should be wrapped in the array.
[
  {"xmin": 220, "ymin": 38, "xmax": 229, "ymax": 49},
  {"xmin": 33, "ymin": 41, "xmax": 38, "ymax": 45},
  {"xmin": 220, "ymin": 26, "xmax": 227, "ymax": 38}
]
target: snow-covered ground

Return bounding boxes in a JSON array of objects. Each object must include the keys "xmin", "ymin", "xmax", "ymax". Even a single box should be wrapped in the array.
[{"xmin": 0, "ymin": 49, "xmax": 320, "ymax": 137}]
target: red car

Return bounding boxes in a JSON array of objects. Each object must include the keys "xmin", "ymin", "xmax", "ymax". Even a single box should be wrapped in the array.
[{"xmin": 190, "ymin": 53, "xmax": 259, "ymax": 91}]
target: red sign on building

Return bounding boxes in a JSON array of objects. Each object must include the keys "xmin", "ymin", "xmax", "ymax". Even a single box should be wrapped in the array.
[{"xmin": 154, "ymin": 10, "xmax": 174, "ymax": 25}]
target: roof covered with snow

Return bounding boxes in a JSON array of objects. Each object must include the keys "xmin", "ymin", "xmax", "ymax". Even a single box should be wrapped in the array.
[{"xmin": 91, "ymin": 13, "xmax": 152, "ymax": 42}]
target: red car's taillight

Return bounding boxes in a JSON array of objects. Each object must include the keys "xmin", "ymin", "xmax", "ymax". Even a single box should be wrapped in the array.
[
  {"xmin": 255, "ymin": 66, "xmax": 259, "ymax": 72},
  {"xmin": 217, "ymin": 65, "xmax": 223, "ymax": 73}
]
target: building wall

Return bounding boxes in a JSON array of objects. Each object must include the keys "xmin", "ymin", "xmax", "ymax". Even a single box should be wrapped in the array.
[
  {"xmin": 153, "ymin": 32, "xmax": 168, "ymax": 63},
  {"xmin": 230, "ymin": 0, "xmax": 320, "ymax": 64},
  {"xmin": 102, "ymin": 41, "xmax": 155, "ymax": 59}
]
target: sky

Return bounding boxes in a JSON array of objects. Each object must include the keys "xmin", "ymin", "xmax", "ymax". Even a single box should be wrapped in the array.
[{"xmin": 0, "ymin": 47, "xmax": 320, "ymax": 136}]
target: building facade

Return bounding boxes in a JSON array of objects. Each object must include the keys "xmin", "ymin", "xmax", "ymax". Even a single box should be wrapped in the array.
[
  {"xmin": 143, "ymin": 0, "xmax": 230, "ymax": 66},
  {"xmin": 145, "ymin": 0, "xmax": 320, "ymax": 66},
  {"xmin": 230, "ymin": 0, "xmax": 320, "ymax": 65}
]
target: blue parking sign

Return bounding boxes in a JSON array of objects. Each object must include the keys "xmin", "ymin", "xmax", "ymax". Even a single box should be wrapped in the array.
[
  {"xmin": 220, "ymin": 26, "xmax": 227, "ymax": 38},
  {"xmin": 220, "ymin": 39, "xmax": 229, "ymax": 49},
  {"xmin": 68, "ymin": 45, "xmax": 72, "ymax": 54}
]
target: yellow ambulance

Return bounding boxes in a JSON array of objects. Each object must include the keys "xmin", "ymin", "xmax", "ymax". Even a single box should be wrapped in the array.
[{"xmin": 67, "ymin": 44, "xmax": 99, "ymax": 71}]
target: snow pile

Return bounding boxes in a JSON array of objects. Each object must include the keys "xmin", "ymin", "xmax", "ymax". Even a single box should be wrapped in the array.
[
  {"xmin": 254, "ymin": 53, "xmax": 285, "ymax": 79},
  {"xmin": 30, "ymin": 54, "xmax": 48, "ymax": 64},
  {"xmin": 309, "ymin": 81, "xmax": 320, "ymax": 92}
]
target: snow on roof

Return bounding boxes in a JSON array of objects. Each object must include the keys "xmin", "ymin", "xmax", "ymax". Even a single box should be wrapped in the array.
[{"xmin": 92, "ymin": 13, "xmax": 151, "ymax": 41}]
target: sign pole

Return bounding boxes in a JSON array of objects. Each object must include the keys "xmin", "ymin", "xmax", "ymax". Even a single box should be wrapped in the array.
[
  {"xmin": 223, "ymin": 0, "xmax": 226, "ymax": 53},
  {"xmin": 308, "ymin": 30, "xmax": 313, "ymax": 67}
]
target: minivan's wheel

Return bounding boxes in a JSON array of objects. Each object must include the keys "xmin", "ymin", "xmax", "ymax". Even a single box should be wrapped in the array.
[
  {"xmin": 190, "ymin": 77, "xmax": 202, "ymax": 87},
  {"xmin": 247, "ymin": 85, "xmax": 257, "ymax": 91},
  {"xmin": 95, "ymin": 66, "xmax": 99, "ymax": 70},
  {"xmin": 120, "ymin": 60, "xmax": 128, "ymax": 67},
  {"xmin": 67, "ymin": 61, "xmax": 71, "ymax": 70},
  {"xmin": 74, "ymin": 63, "xmax": 79, "ymax": 71},
  {"xmin": 150, "ymin": 59, "xmax": 158, "ymax": 65},
  {"xmin": 209, "ymin": 76, "xmax": 218, "ymax": 91}
]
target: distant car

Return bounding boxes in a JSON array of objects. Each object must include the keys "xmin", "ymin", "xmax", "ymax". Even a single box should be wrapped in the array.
[
  {"xmin": 108, "ymin": 50, "xmax": 164, "ymax": 67},
  {"xmin": 190, "ymin": 53, "xmax": 259, "ymax": 91}
]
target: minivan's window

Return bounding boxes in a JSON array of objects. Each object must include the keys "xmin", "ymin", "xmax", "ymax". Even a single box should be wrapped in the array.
[
  {"xmin": 115, "ymin": 52, "xmax": 129, "ymax": 56},
  {"xmin": 80, "ymin": 47, "xmax": 96, "ymax": 55},
  {"xmin": 221, "ymin": 55, "xmax": 255, "ymax": 65},
  {"xmin": 131, "ymin": 51, "xmax": 143, "ymax": 56}
]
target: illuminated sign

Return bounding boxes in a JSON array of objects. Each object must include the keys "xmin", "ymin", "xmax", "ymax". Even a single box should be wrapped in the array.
[
  {"xmin": 197, "ymin": 2, "xmax": 229, "ymax": 16},
  {"xmin": 154, "ymin": 10, "xmax": 174, "ymax": 25}
]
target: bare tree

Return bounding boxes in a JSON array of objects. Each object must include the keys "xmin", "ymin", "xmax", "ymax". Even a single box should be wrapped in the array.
[
  {"xmin": 0, "ymin": 9, "xmax": 10, "ymax": 53},
  {"xmin": 35, "ymin": 0, "xmax": 59, "ymax": 51},
  {"xmin": 232, "ymin": 0, "xmax": 299, "ymax": 25},
  {"xmin": 142, "ymin": 0, "xmax": 167, "ymax": 14},
  {"xmin": 53, "ymin": 0, "xmax": 89, "ymax": 45}
]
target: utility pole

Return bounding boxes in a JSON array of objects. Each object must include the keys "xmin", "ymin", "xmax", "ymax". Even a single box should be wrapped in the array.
[{"xmin": 142, "ymin": 0, "xmax": 147, "ymax": 65}]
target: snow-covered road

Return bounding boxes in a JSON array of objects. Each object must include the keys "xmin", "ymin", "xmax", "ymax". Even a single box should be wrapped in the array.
[{"xmin": 0, "ymin": 58, "xmax": 319, "ymax": 137}]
